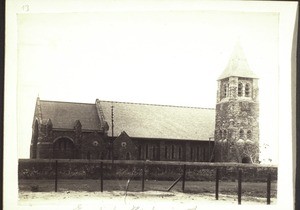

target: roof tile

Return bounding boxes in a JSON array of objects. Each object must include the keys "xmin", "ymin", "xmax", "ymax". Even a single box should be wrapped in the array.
[
  {"xmin": 39, "ymin": 100, "xmax": 101, "ymax": 130},
  {"xmin": 99, "ymin": 101, "xmax": 215, "ymax": 141}
]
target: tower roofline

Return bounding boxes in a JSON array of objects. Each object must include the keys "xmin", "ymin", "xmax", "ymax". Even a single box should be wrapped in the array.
[{"xmin": 218, "ymin": 43, "xmax": 258, "ymax": 80}]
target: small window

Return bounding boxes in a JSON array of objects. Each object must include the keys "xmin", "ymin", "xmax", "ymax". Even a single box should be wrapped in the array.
[
  {"xmin": 247, "ymin": 130, "xmax": 252, "ymax": 139},
  {"xmin": 245, "ymin": 83, "xmax": 250, "ymax": 97},
  {"xmin": 239, "ymin": 129, "xmax": 244, "ymax": 139},
  {"xmin": 238, "ymin": 83, "xmax": 243, "ymax": 96},
  {"xmin": 190, "ymin": 147, "xmax": 194, "ymax": 161}
]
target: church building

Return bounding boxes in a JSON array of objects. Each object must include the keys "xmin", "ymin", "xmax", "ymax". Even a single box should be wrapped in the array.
[
  {"xmin": 30, "ymin": 44, "xmax": 259, "ymax": 163},
  {"xmin": 30, "ymin": 98, "xmax": 215, "ymax": 161}
]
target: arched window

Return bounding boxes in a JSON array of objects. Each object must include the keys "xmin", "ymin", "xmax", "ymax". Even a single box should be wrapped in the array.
[
  {"xmin": 223, "ymin": 83, "xmax": 229, "ymax": 98},
  {"xmin": 238, "ymin": 83, "xmax": 243, "ymax": 96},
  {"xmin": 239, "ymin": 129, "xmax": 244, "ymax": 139},
  {"xmin": 247, "ymin": 130, "xmax": 252, "ymax": 139},
  {"xmin": 245, "ymin": 83, "xmax": 251, "ymax": 97},
  {"xmin": 53, "ymin": 137, "xmax": 75, "ymax": 159}
]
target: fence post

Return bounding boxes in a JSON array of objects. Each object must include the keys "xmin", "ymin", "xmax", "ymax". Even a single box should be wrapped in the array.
[
  {"xmin": 238, "ymin": 169, "xmax": 242, "ymax": 205},
  {"xmin": 215, "ymin": 168, "xmax": 219, "ymax": 200},
  {"xmin": 100, "ymin": 162, "xmax": 103, "ymax": 192},
  {"xmin": 55, "ymin": 160, "xmax": 58, "ymax": 192},
  {"xmin": 267, "ymin": 173, "xmax": 271, "ymax": 205},
  {"xmin": 142, "ymin": 163, "xmax": 145, "ymax": 192},
  {"xmin": 182, "ymin": 164, "xmax": 186, "ymax": 192}
]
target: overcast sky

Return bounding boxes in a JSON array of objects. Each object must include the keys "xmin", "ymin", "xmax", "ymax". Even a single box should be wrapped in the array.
[{"xmin": 16, "ymin": 10, "xmax": 279, "ymax": 162}]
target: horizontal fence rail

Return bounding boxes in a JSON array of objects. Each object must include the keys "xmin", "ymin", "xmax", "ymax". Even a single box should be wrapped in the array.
[{"xmin": 19, "ymin": 159, "xmax": 277, "ymax": 205}]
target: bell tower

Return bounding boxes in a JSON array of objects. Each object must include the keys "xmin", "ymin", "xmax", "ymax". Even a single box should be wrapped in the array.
[{"xmin": 214, "ymin": 43, "xmax": 259, "ymax": 163}]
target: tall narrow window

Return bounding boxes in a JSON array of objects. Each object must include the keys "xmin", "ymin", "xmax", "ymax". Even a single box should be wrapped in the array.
[
  {"xmin": 138, "ymin": 145, "xmax": 142, "ymax": 160},
  {"xmin": 152, "ymin": 146, "xmax": 155, "ymax": 160},
  {"xmin": 126, "ymin": 152, "xmax": 130, "ymax": 160},
  {"xmin": 223, "ymin": 130, "xmax": 227, "ymax": 139},
  {"xmin": 165, "ymin": 146, "xmax": 168, "ymax": 159},
  {"xmin": 245, "ymin": 83, "xmax": 250, "ymax": 97},
  {"xmin": 171, "ymin": 145, "xmax": 175, "ymax": 159},
  {"xmin": 203, "ymin": 148, "xmax": 206, "ymax": 161},
  {"xmin": 218, "ymin": 130, "xmax": 222, "ymax": 140},
  {"xmin": 238, "ymin": 83, "xmax": 243, "ymax": 96},
  {"xmin": 145, "ymin": 144, "xmax": 148, "ymax": 159},
  {"xmin": 64, "ymin": 141, "xmax": 67, "ymax": 151},
  {"xmin": 197, "ymin": 146, "xmax": 200, "ymax": 161},
  {"xmin": 223, "ymin": 83, "xmax": 228, "ymax": 98},
  {"xmin": 247, "ymin": 130, "xmax": 252, "ymax": 139},
  {"xmin": 179, "ymin": 147, "xmax": 182, "ymax": 160},
  {"xmin": 239, "ymin": 129, "xmax": 244, "ymax": 139},
  {"xmin": 190, "ymin": 147, "xmax": 194, "ymax": 161}
]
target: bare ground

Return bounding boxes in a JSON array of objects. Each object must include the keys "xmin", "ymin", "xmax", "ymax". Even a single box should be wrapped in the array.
[
  {"xmin": 19, "ymin": 190, "xmax": 276, "ymax": 209},
  {"xmin": 18, "ymin": 179, "xmax": 277, "ymax": 209}
]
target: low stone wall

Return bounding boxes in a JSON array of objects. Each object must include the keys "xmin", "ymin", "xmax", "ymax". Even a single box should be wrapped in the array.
[{"xmin": 18, "ymin": 159, "xmax": 277, "ymax": 182}]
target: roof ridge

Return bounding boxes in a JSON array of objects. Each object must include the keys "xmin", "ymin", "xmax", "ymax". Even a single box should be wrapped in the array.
[
  {"xmin": 39, "ymin": 99, "xmax": 215, "ymax": 110},
  {"xmin": 40, "ymin": 100, "xmax": 94, "ymax": 106},
  {"xmin": 99, "ymin": 100, "xmax": 215, "ymax": 110}
]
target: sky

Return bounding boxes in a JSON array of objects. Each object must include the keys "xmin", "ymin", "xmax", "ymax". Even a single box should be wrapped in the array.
[{"xmin": 16, "ymin": 10, "xmax": 279, "ymax": 162}]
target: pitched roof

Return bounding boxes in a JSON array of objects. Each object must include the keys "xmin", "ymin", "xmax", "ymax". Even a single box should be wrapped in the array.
[
  {"xmin": 99, "ymin": 100, "xmax": 215, "ymax": 141},
  {"xmin": 39, "ymin": 100, "xmax": 102, "ymax": 130},
  {"xmin": 218, "ymin": 43, "xmax": 258, "ymax": 80}
]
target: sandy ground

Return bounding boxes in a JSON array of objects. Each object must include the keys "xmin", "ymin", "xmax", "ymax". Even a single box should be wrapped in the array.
[{"xmin": 18, "ymin": 190, "xmax": 276, "ymax": 210}]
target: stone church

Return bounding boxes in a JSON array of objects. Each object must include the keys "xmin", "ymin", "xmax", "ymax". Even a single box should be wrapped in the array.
[{"xmin": 30, "ymin": 44, "xmax": 259, "ymax": 163}]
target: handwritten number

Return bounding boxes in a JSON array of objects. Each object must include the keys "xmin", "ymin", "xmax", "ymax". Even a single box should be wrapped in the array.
[{"xmin": 22, "ymin": 5, "xmax": 29, "ymax": 12}]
